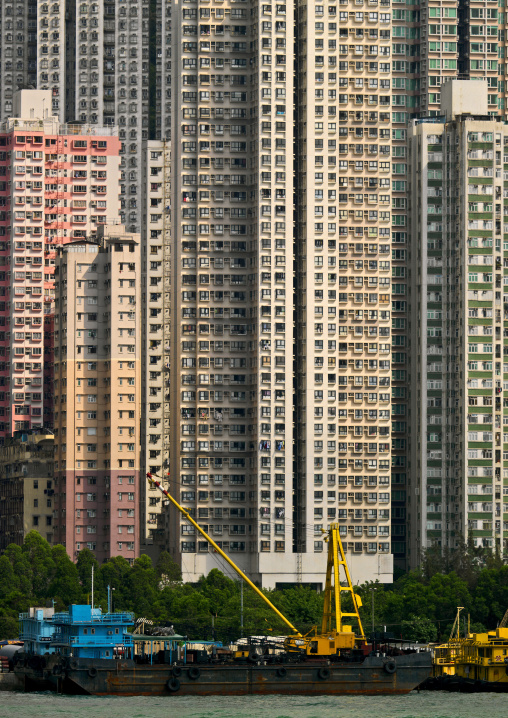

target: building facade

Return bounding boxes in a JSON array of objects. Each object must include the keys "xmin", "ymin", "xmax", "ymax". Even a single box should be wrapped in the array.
[
  {"xmin": 162, "ymin": 0, "xmax": 395, "ymax": 588},
  {"xmin": 390, "ymin": 0, "xmax": 508, "ymax": 570},
  {"xmin": 140, "ymin": 140, "xmax": 171, "ymax": 554},
  {"xmin": 0, "ymin": 89, "xmax": 120, "ymax": 439},
  {"xmin": 159, "ymin": 0, "xmax": 508, "ymax": 579},
  {"xmin": 7, "ymin": 2, "xmax": 508, "ymax": 574},
  {"xmin": 0, "ymin": 429, "xmax": 54, "ymax": 550},
  {"xmin": 0, "ymin": 0, "xmax": 169, "ymax": 234},
  {"xmin": 52, "ymin": 226, "xmax": 142, "ymax": 564},
  {"xmin": 295, "ymin": 0, "xmax": 394, "ymax": 583},
  {"xmin": 409, "ymin": 80, "xmax": 508, "ymax": 559}
]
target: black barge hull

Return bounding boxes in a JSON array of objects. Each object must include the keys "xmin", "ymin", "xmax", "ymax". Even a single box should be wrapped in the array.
[
  {"xmin": 422, "ymin": 674, "xmax": 508, "ymax": 693},
  {"xmin": 16, "ymin": 652, "xmax": 431, "ymax": 696}
]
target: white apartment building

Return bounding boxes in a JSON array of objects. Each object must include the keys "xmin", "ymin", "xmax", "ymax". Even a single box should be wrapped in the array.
[
  {"xmin": 140, "ymin": 139, "xmax": 171, "ymax": 554},
  {"xmin": 295, "ymin": 0, "xmax": 394, "ymax": 583},
  {"xmin": 165, "ymin": 0, "xmax": 393, "ymax": 588}
]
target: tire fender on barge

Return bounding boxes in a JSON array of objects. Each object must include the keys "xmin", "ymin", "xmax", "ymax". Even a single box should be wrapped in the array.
[
  {"xmin": 318, "ymin": 667, "xmax": 331, "ymax": 680},
  {"xmin": 383, "ymin": 661, "xmax": 397, "ymax": 675},
  {"xmin": 167, "ymin": 677, "xmax": 181, "ymax": 692}
]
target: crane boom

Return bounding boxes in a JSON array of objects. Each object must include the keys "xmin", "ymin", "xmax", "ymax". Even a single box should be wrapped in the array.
[{"xmin": 147, "ymin": 474, "xmax": 302, "ymax": 637}]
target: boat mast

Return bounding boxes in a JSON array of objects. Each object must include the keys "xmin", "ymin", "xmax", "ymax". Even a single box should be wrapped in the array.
[
  {"xmin": 499, "ymin": 606, "xmax": 508, "ymax": 628},
  {"xmin": 146, "ymin": 473, "xmax": 303, "ymax": 637},
  {"xmin": 449, "ymin": 607, "xmax": 465, "ymax": 641}
]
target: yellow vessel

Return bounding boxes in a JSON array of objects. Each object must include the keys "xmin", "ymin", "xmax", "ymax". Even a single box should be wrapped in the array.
[{"xmin": 428, "ymin": 609, "xmax": 508, "ymax": 692}]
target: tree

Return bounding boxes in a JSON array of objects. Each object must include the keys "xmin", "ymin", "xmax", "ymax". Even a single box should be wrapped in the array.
[
  {"xmin": 196, "ymin": 569, "xmax": 238, "ymax": 615},
  {"xmin": 159, "ymin": 583, "xmax": 212, "ymax": 638},
  {"xmin": 0, "ymin": 555, "xmax": 17, "ymax": 601},
  {"xmin": 356, "ymin": 581, "xmax": 405, "ymax": 635},
  {"xmin": 48, "ymin": 545, "xmax": 82, "ymax": 609},
  {"xmin": 470, "ymin": 565, "xmax": 508, "ymax": 627},
  {"xmin": 98, "ymin": 556, "xmax": 132, "ymax": 610},
  {"xmin": 270, "ymin": 586, "xmax": 324, "ymax": 630},
  {"xmin": 419, "ymin": 545, "xmax": 447, "ymax": 582},
  {"xmin": 420, "ymin": 539, "xmax": 496, "ymax": 591},
  {"xmin": 469, "ymin": 621, "xmax": 487, "ymax": 634},
  {"xmin": 155, "ymin": 551, "xmax": 182, "ymax": 587},
  {"xmin": 124, "ymin": 555, "xmax": 159, "ymax": 617},
  {"xmin": 425, "ymin": 572, "xmax": 472, "ymax": 626},
  {"xmin": 400, "ymin": 615, "xmax": 438, "ymax": 643},
  {"xmin": 76, "ymin": 548, "xmax": 99, "ymax": 596},
  {"xmin": 0, "ymin": 613, "xmax": 19, "ymax": 639},
  {"xmin": 21, "ymin": 531, "xmax": 55, "ymax": 599},
  {"xmin": 3, "ymin": 543, "xmax": 33, "ymax": 596}
]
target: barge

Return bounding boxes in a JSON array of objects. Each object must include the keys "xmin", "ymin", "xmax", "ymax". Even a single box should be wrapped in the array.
[
  {"xmin": 15, "ymin": 648, "xmax": 431, "ymax": 696},
  {"xmin": 14, "ymin": 475, "xmax": 431, "ymax": 696}
]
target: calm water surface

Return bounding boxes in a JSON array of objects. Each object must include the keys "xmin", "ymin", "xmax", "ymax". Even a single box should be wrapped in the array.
[{"xmin": 0, "ymin": 692, "xmax": 506, "ymax": 718}]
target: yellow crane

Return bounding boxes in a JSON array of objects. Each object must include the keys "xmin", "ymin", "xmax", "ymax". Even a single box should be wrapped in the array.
[{"xmin": 147, "ymin": 473, "xmax": 365, "ymax": 656}]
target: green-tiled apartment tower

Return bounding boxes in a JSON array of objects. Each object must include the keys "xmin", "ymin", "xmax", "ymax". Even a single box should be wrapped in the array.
[
  {"xmin": 409, "ymin": 80, "xmax": 508, "ymax": 562},
  {"xmin": 390, "ymin": 0, "xmax": 506, "ymax": 570}
]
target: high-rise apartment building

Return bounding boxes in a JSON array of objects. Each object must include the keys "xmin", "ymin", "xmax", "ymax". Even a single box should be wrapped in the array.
[
  {"xmin": 295, "ymin": 0, "xmax": 394, "ymax": 583},
  {"xmin": 390, "ymin": 0, "xmax": 507, "ymax": 570},
  {"xmin": 52, "ymin": 225, "xmax": 142, "ymax": 563},
  {"xmin": 0, "ymin": 0, "xmax": 169, "ymax": 234},
  {"xmin": 167, "ymin": 0, "xmax": 297, "ymax": 586},
  {"xmin": 0, "ymin": 89, "xmax": 120, "ymax": 439},
  {"xmin": 140, "ymin": 140, "xmax": 171, "ymax": 553},
  {"xmin": 162, "ymin": 0, "xmax": 395, "ymax": 588},
  {"xmin": 409, "ymin": 80, "xmax": 508, "ymax": 560}
]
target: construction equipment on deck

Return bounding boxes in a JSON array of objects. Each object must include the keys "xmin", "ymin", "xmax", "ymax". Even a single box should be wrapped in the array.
[{"xmin": 146, "ymin": 472, "xmax": 365, "ymax": 656}]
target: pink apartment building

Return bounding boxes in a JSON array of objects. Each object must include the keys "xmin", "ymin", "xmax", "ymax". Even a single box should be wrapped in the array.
[{"xmin": 0, "ymin": 90, "xmax": 120, "ymax": 436}]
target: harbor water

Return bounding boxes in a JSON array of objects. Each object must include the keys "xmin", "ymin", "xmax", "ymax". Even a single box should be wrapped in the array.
[{"xmin": 0, "ymin": 692, "xmax": 506, "ymax": 718}]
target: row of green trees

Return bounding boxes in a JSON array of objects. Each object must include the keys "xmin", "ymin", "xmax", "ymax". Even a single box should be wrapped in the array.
[{"xmin": 1, "ymin": 532, "xmax": 507, "ymax": 643}]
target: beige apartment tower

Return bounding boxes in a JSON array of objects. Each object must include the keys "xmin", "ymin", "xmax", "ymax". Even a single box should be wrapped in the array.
[{"xmin": 52, "ymin": 226, "xmax": 142, "ymax": 564}]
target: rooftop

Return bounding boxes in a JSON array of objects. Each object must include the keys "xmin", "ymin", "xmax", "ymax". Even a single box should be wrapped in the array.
[{"xmin": 0, "ymin": 118, "xmax": 118, "ymax": 136}]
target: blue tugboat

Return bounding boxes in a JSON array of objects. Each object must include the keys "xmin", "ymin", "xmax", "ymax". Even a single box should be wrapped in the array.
[
  {"xmin": 15, "ymin": 604, "xmax": 220, "ymax": 694},
  {"xmin": 15, "ymin": 604, "xmax": 136, "ymax": 692}
]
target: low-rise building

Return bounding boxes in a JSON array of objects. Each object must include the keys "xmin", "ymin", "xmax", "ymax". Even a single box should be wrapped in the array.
[{"xmin": 0, "ymin": 430, "xmax": 54, "ymax": 549}]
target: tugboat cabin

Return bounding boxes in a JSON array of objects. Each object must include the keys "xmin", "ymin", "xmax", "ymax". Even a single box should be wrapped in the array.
[{"xmin": 19, "ymin": 605, "xmax": 135, "ymax": 660}]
